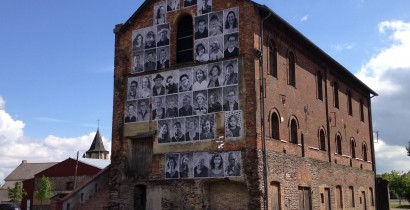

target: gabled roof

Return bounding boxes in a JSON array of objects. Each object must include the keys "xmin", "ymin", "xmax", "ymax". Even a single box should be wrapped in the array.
[
  {"xmin": 4, "ymin": 161, "xmax": 57, "ymax": 182},
  {"xmin": 86, "ymin": 129, "xmax": 108, "ymax": 153}
]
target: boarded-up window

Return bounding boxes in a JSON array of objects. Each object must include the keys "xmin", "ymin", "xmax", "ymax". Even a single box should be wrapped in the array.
[
  {"xmin": 131, "ymin": 137, "xmax": 153, "ymax": 176},
  {"xmin": 271, "ymin": 113, "xmax": 280, "ymax": 140},
  {"xmin": 336, "ymin": 185, "xmax": 343, "ymax": 209},
  {"xmin": 369, "ymin": 187, "xmax": 374, "ymax": 206},
  {"xmin": 324, "ymin": 188, "xmax": 331, "ymax": 210},
  {"xmin": 298, "ymin": 186, "xmax": 311, "ymax": 210},
  {"xmin": 290, "ymin": 119, "xmax": 298, "ymax": 144},
  {"xmin": 349, "ymin": 186, "xmax": 355, "ymax": 207},
  {"xmin": 271, "ymin": 182, "xmax": 280, "ymax": 210},
  {"xmin": 319, "ymin": 129, "xmax": 326, "ymax": 151}
]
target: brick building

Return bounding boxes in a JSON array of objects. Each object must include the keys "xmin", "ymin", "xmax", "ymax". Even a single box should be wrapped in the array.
[{"xmin": 109, "ymin": 0, "xmax": 377, "ymax": 209}]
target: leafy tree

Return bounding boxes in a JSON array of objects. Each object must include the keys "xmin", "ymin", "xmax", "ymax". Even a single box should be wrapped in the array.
[
  {"xmin": 34, "ymin": 176, "xmax": 53, "ymax": 208},
  {"xmin": 381, "ymin": 170, "xmax": 410, "ymax": 205},
  {"xmin": 7, "ymin": 182, "xmax": 26, "ymax": 204}
]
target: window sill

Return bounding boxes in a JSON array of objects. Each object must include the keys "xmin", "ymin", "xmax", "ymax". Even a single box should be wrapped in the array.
[{"xmin": 308, "ymin": 146, "xmax": 319, "ymax": 151}]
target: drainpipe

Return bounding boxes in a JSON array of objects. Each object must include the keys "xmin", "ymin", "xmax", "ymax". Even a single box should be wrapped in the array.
[{"xmin": 260, "ymin": 7, "xmax": 272, "ymax": 210}]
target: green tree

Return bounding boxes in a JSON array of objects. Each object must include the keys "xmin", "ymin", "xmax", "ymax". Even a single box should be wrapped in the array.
[
  {"xmin": 381, "ymin": 170, "xmax": 410, "ymax": 205},
  {"xmin": 34, "ymin": 176, "xmax": 53, "ymax": 208},
  {"xmin": 7, "ymin": 182, "xmax": 26, "ymax": 204}
]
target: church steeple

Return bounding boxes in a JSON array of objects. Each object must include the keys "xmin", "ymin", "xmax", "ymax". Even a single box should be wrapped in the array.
[{"xmin": 85, "ymin": 129, "xmax": 109, "ymax": 159}]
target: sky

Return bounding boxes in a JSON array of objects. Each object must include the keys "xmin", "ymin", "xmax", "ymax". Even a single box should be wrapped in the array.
[{"xmin": 1, "ymin": 0, "xmax": 410, "ymax": 185}]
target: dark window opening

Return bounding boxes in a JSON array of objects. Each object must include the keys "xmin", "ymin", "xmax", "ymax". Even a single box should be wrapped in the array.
[
  {"xmin": 290, "ymin": 119, "xmax": 298, "ymax": 144},
  {"xmin": 360, "ymin": 99, "xmax": 364, "ymax": 122},
  {"xmin": 271, "ymin": 113, "xmax": 280, "ymax": 140},
  {"xmin": 66, "ymin": 181, "xmax": 74, "ymax": 190},
  {"xmin": 349, "ymin": 186, "xmax": 355, "ymax": 207},
  {"xmin": 350, "ymin": 138, "xmax": 356, "ymax": 158},
  {"xmin": 177, "ymin": 15, "xmax": 194, "ymax": 63},
  {"xmin": 362, "ymin": 143, "xmax": 368, "ymax": 161},
  {"xmin": 334, "ymin": 82, "xmax": 339, "ymax": 109},
  {"xmin": 317, "ymin": 72, "xmax": 323, "ymax": 101},
  {"xmin": 134, "ymin": 185, "xmax": 147, "ymax": 210},
  {"xmin": 348, "ymin": 90, "xmax": 353, "ymax": 116},
  {"xmin": 319, "ymin": 129, "xmax": 326, "ymax": 151},
  {"xmin": 336, "ymin": 135, "xmax": 342, "ymax": 155},
  {"xmin": 288, "ymin": 52, "xmax": 296, "ymax": 87},
  {"xmin": 269, "ymin": 40, "xmax": 277, "ymax": 78}
]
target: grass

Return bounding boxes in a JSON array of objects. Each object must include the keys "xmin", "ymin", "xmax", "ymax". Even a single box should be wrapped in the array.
[{"xmin": 391, "ymin": 203, "xmax": 410, "ymax": 208}]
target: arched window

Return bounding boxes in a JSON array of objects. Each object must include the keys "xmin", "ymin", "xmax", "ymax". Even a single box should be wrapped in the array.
[
  {"xmin": 176, "ymin": 15, "xmax": 193, "ymax": 63},
  {"xmin": 336, "ymin": 134, "xmax": 342, "ymax": 155},
  {"xmin": 350, "ymin": 138, "xmax": 356, "ymax": 158},
  {"xmin": 269, "ymin": 40, "xmax": 277, "ymax": 78},
  {"xmin": 319, "ymin": 128, "xmax": 326, "ymax": 151},
  {"xmin": 288, "ymin": 52, "xmax": 296, "ymax": 87},
  {"xmin": 271, "ymin": 112, "xmax": 280, "ymax": 140},
  {"xmin": 333, "ymin": 81, "xmax": 339, "ymax": 109},
  {"xmin": 348, "ymin": 90, "xmax": 353, "ymax": 116},
  {"xmin": 317, "ymin": 71, "xmax": 323, "ymax": 101},
  {"xmin": 290, "ymin": 118, "xmax": 298, "ymax": 144},
  {"xmin": 362, "ymin": 143, "xmax": 368, "ymax": 161}
]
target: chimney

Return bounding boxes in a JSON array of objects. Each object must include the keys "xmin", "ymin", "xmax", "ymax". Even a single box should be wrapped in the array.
[{"xmin": 22, "ymin": 160, "xmax": 27, "ymax": 164}]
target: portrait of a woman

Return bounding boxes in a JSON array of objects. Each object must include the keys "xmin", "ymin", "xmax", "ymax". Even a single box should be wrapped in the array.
[
  {"xmin": 138, "ymin": 76, "xmax": 151, "ymax": 98},
  {"xmin": 195, "ymin": 43, "xmax": 209, "ymax": 62},
  {"xmin": 200, "ymin": 118, "xmax": 214, "ymax": 140},
  {"xmin": 224, "ymin": 10, "xmax": 238, "ymax": 34},
  {"xmin": 226, "ymin": 114, "xmax": 241, "ymax": 137},
  {"xmin": 132, "ymin": 33, "xmax": 144, "ymax": 51},
  {"xmin": 166, "ymin": 156, "xmax": 179, "ymax": 178},
  {"xmin": 158, "ymin": 123, "xmax": 171, "ymax": 143},
  {"xmin": 209, "ymin": 153, "xmax": 224, "ymax": 177},
  {"xmin": 155, "ymin": 5, "xmax": 167, "ymax": 25}
]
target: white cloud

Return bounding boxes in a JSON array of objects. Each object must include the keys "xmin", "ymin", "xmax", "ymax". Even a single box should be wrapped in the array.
[
  {"xmin": 354, "ymin": 20, "xmax": 410, "ymax": 173},
  {"xmin": 331, "ymin": 43, "xmax": 355, "ymax": 51},
  {"xmin": 0, "ymin": 97, "xmax": 111, "ymax": 186},
  {"xmin": 300, "ymin": 15, "xmax": 309, "ymax": 22},
  {"xmin": 374, "ymin": 140, "xmax": 410, "ymax": 174}
]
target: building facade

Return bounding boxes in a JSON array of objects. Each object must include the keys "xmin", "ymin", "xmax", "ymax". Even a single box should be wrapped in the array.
[{"xmin": 109, "ymin": 0, "xmax": 377, "ymax": 209}]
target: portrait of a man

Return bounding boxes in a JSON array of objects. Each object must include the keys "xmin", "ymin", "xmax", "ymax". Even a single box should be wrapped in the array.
[{"xmin": 224, "ymin": 33, "xmax": 239, "ymax": 58}]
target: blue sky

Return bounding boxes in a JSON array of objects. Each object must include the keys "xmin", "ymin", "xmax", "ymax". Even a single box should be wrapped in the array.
[{"xmin": 1, "ymin": 0, "xmax": 410, "ymax": 185}]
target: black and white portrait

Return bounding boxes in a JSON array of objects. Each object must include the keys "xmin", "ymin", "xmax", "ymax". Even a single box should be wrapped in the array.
[
  {"xmin": 183, "ymin": 0, "xmax": 196, "ymax": 8},
  {"xmin": 208, "ymin": 36, "xmax": 224, "ymax": 61},
  {"xmin": 127, "ymin": 77, "xmax": 139, "ymax": 100},
  {"xmin": 165, "ymin": 94, "xmax": 179, "ymax": 118},
  {"xmin": 165, "ymin": 153, "xmax": 180, "ymax": 179},
  {"xmin": 195, "ymin": 15, "xmax": 209, "ymax": 40},
  {"xmin": 193, "ymin": 152, "xmax": 209, "ymax": 178},
  {"xmin": 197, "ymin": 0, "xmax": 212, "ymax": 15},
  {"xmin": 132, "ymin": 29, "xmax": 145, "ymax": 52},
  {"xmin": 171, "ymin": 118, "xmax": 186, "ymax": 142},
  {"xmin": 222, "ymin": 59, "xmax": 239, "ymax": 85},
  {"xmin": 223, "ymin": 7, "xmax": 239, "ymax": 34},
  {"xmin": 136, "ymin": 98, "xmax": 150, "ymax": 122},
  {"xmin": 157, "ymin": 24, "xmax": 170, "ymax": 47},
  {"xmin": 208, "ymin": 11, "xmax": 223, "ymax": 37},
  {"xmin": 152, "ymin": 73, "xmax": 166, "ymax": 96},
  {"xmin": 209, "ymin": 152, "xmax": 224, "ymax": 177},
  {"xmin": 178, "ymin": 92, "xmax": 193, "ymax": 117},
  {"xmin": 193, "ymin": 90, "xmax": 208, "ymax": 115},
  {"xmin": 144, "ymin": 49, "xmax": 157, "ymax": 71},
  {"xmin": 199, "ymin": 114, "xmax": 215, "ymax": 140},
  {"xmin": 195, "ymin": 39, "xmax": 209, "ymax": 63},
  {"xmin": 152, "ymin": 96, "xmax": 166, "ymax": 120},
  {"xmin": 225, "ymin": 110, "xmax": 242, "ymax": 138},
  {"xmin": 185, "ymin": 116, "xmax": 200, "ymax": 141},
  {"xmin": 179, "ymin": 68, "xmax": 193, "ymax": 92},
  {"xmin": 207, "ymin": 62, "xmax": 223, "ymax": 88},
  {"xmin": 167, "ymin": 0, "xmax": 180, "ymax": 12},
  {"xmin": 192, "ymin": 65, "xmax": 208, "ymax": 90},
  {"xmin": 224, "ymin": 32, "xmax": 239, "ymax": 58},
  {"xmin": 154, "ymin": 2, "xmax": 167, "ymax": 25},
  {"xmin": 144, "ymin": 27, "xmax": 157, "ymax": 49},
  {"xmin": 207, "ymin": 87, "xmax": 223, "ymax": 113},
  {"xmin": 223, "ymin": 151, "xmax": 241, "ymax": 176},
  {"xmin": 156, "ymin": 46, "xmax": 170, "ymax": 70},
  {"xmin": 132, "ymin": 51, "xmax": 144, "ymax": 73},
  {"xmin": 165, "ymin": 70, "xmax": 179, "ymax": 95},
  {"xmin": 179, "ymin": 153, "xmax": 193, "ymax": 178},
  {"xmin": 158, "ymin": 120, "xmax": 172, "ymax": 143},
  {"xmin": 223, "ymin": 85, "xmax": 239, "ymax": 111},
  {"xmin": 124, "ymin": 101, "xmax": 138, "ymax": 123},
  {"xmin": 138, "ymin": 75, "xmax": 152, "ymax": 98}
]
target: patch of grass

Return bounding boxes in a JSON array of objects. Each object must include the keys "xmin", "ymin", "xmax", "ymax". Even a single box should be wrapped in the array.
[{"xmin": 391, "ymin": 203, "xmax": 410, "ymax": 208}]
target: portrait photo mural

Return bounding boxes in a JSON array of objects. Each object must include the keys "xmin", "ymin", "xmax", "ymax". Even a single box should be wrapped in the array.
[
  {"xmin": 125, "ymin": 59, "xmax": 240, "ymax": 143},
  {"xmin": 165, "ymin": 151, "xmax": 241, "ymax": 179},
  {"xmin": 126, "ymin": 3, "xmax": 243, "ymax": 179}
]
